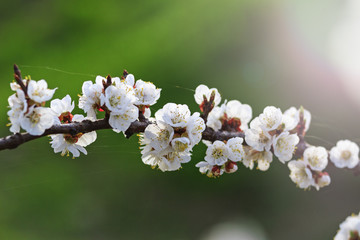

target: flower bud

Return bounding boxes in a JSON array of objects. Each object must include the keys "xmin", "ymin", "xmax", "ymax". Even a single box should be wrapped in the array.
[{"xmin": 225, "ymin": 161, "xmax": 238, "ymax": 173}]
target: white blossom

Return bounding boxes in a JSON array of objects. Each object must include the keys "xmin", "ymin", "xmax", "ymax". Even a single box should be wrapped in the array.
[
  {"xmin": 94, "ymin": 75, "xmax": 107, "ymax": 86},
  {"xmin": 79, "ymin": 80, "xmax": 103, "ymax": 119},
  {"xmin": 227, "ymin": 137, "xmax": 245, "ymax": 162},
  {"xmin": 207, "ymin": 100, "xmax": 252, "ymax": 131},
  {"xmin": 140, "ymin": 105, "xmax": 198, "ymax": 172},
  {"xmin": 283, "ymin": 106, "xmax": 311, "ymax": 132},
  {"xmin": 139, "ymin": 135, "xmax": 162, "ymax": 167},
  {"xmin": 206, "ymin": 104, "xmax": 226, "ymax": 131},
  {"xmin": 186, "ymin": 112, "xmax": 205, "ymax": 146},
  {"xmin": 302, "ymin": 108, "xmax": 311, "ymax": 132},
  {"xmin": 205, "ymin": 141, "xmax": 230, "ymax": 166},
  {"xmin": 244, "ymin": 117, "xmax": 273, "ymax": 152},
  {"xmin": 334, "ymin": 213, "xmax": 360, "ymax": 240},
  {"xmin": 50, "ymin": 95, "xmax": 75, "ymax": 124},
  {"xmin": 101, "ymin": 84, "xmax": 136, "ymax": 114},
  {"xmin": 224, "ymin": 161, "xmax": 238, "ymax": 173},
  {"xmin": 288, "ymin": 160, "xmax": 313, "ymax": 189},
  {"xmin": 144, "ymin": 123, "xmax": 174, "ymax": 151},
  {"xmin": 155, "ymin": 103, "xmax": 191, "ymax": 128},
  {"xmin": 273, "ymin": 131, "xmax": 299, "ymax": 163},
  {"xmin": 303, "ymin": 146, "xmax": 328, "ymax": 171},
  {"xmin": 195, "ymin": 161, "xmax": 224, "ymax": 177},
  {"xmin": 158, "ymin": 150, "xmax": 191, "ymax": 171},
  {"xmin": 289, "ymin": 154, "xmax": 330, "ymax": 191},
  {"xmin": 256, "ymin": 151, "xmax": 273, "ymax": 171},
  {"xmin": 123, "ymin": 74, "xmax": 135, "ymax": 87},
  {"xmin": 283, "ymin": 107, "xmax": 298, "ymax": 125},
  {"xmin": 196, "ymin": 161, "xmax": 211, "ymax": 174},
  {"xmin": 259, "ymin": 106, "xmax": 282, "ymax": 131},
  {"xmin": 330, "ymin": 140, "xmax": 360, "ymax": 169},
  {"xmin": 242, "ymin": 147, "xmax": 255, "ymax": 170},
  {"xmin": 20, "ymin": 106, "xmax": 54, "ymax": 135},
  {"xmin": 141, "ymin": 126, "xmax": 192, "ymax": 171},
  {"xmin": 243, "ymin": 148, "xmax": 273, "ymax": 171},
  {"xmin": 50, "ymin": 114, "xmax": 97, "ymax": 158},
  {"xmin": 7, "ymin": 90, "xmax": 27, "ymax": 133},
  {"xmin": 141, "ymin": 146, "xmax": 160, "ymax": 168},
  {"xmin": 27, "ymin": 79, "xmax": 56, "ymax": 103},
  {"xmin": 171, "ymin": 137, "xmax": 191, "ymax": 153},
  {"xmin": 51, "ymin": 95, "xmax": 74, "ymax": 116},
  {"xmin": 10, "ymin": 80, "xmax": 27, "ymax": 91},
  {"xmin": 144, "ymin": 107, "xmax": 151, "ymax": 118},
  {"xmin": 50, "ymin": 134, "xmax": 87, "ymax": 158},
  {"xmin": 225, "ymin": 100, "xmax": 252, "ymax": 129},
  {"xmin": 281, "ymin": 114, "xmax": 298, "ymax": 131},
  {"xmin": 140, "ymin": 144, "xmax": 190, "ymax": 172},
  {"xmin": 313, "ymin": 173, "xmax": 331, "ymax": 191},
  {"xmin": 134, "ymin": 80, "xmax": 161, "ymax": 106},
  {"xmin": 194, "ymin": 84, "xmax": 221, "ymax": 106},
  {"xmin": 94, "ymin": 75, "xmax": 122, "ymax": 86},
  {"xmin": 109, "ymin": 105, "xmax": 138, "ymax": 133}
]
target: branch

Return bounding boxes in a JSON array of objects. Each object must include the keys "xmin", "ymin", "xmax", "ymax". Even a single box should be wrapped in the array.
[
  {"xmin": 0, "ymin": 119, "xmax": 245, "ymax": 151},
  {"xmin": 202, "ymin": 127, "xmax": 245, "ymax": 142},
  {"xmin": 0, "ymin": 119, "xmax": 110, "ymax": 150}
]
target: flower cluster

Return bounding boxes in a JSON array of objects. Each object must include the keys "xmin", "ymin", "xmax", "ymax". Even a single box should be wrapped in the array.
[
  {"xmin": 244, "ymin": 106, "xmax": 301, "ymax": 170},
  {"xmin": 50, "ymin": 95, "xmax": 97, "ymax": 158},
  {"xmin": 6, "ymin": 66, "xmax": 360, "ymax": 240},
  {"xmin": 140, "ymin": 103, "xmax": 205, "ymax": 171},
  {"xmin": 79, "ymin": 73, "xmax": 160, "ymax": 133},
  {"xmin": 207, "ymin": 100, "xmax": 252, "ymax": 132},
  {"xmin": 192, "ymin": 84, "xmax": 360, "ymax": 191},
  {"xmin": 193, "ymin": 85, "xmax": 303, "ymax": 178},
  {"xmin": 196, "ymin": 138, "xmax": 244, "ymax": 177},
  {"xmin": 7, "ymin": 78, "xmax": 56, "ymax": 135},
  {"xmin": 5, "ymin": 66, "xmax": 360, "ymax": 193},
  {"xmin": 334, "ymin": 212, "xmax": 360, "ymax": 240},
  {"xmin": 288, "ymin": 146, "xmax": 330, "ymax": 190}
]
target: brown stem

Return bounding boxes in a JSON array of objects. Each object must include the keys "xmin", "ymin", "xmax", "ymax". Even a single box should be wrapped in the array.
[
  {"xmin": 201, "ymin": 127, "xmax": 245, "ymax": 142},
  {"xmin": 13, "ymin": 64, "xmax": 27, "ymax": 94},
  {"xmin": 0, "ymin": 119, "xmax": 109, "ymax": 150},
  {"xmin": 0, "ymin": 118, "xmax": 245, "ymax": 151},
  {"xmin": 199, "ymin": 91, "xmax": 216, "ymax": 123}
]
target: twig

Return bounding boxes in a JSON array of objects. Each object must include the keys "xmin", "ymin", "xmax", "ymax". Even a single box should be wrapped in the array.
[{"xmin": 13, "ymin": 64, "xmax": 27, "ymax": 95}]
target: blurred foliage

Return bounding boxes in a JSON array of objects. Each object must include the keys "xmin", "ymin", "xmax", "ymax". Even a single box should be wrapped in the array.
[{"xmin": 0, "ymin": 0, "xmax": 359, "ymax": 239}]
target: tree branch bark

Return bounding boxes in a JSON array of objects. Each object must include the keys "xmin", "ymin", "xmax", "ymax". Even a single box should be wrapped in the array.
[{"xmin": 0, "ymin": 119, "xmax": 245, "ymax": 151}]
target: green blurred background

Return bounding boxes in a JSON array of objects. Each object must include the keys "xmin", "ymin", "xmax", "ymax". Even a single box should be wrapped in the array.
[{"xmin": 0, "ymin": 0, "xmax": 359, "ymax": 239}]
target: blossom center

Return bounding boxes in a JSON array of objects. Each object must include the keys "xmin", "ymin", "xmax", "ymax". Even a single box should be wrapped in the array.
[
  {"xmin": 59, "ymin": 112, "xmax": 73, "ymax": 123},
  {"xmin": 308, "ymin": 155, "xmax": 320, "ymax": 167},
  {"xmin": 266, "ymin": 118, "xmax": 276, "ymax": 128},
  {"xmin": 259, "ymin": 132, "xmax": 270, "ymax": 144},
  {"xmin": 276, "ymin": 137, "xmax": 291, "ymax": 152},
  {"xmin": 164, "ymin": 152, "xmax": 178, "ymax": 163},
  {"xmin": 341, "ymin": 150, "xmax": 352, "ymax": 160},
  {"xmin": 173, "ymin": 141, "xmax": 188, "ymax": 152},
  {"xmin": 157, "ymin": 129, "xmax": 171, "ymax": 141},
  {"xmin": 294, "ymin": 168, "xmax": 308, "ymax": 181},
  {"xmin": 29, "ymin": 111, "xmax": 41, "ymax": 125},
  {"xmin": 171, "ymin": 112, "xmax": 185, "ymax": 124},
  {"xmin": 32, "ymin": 89, "xmax": 44, "ymax": 97},
  {"xmin": 212, "ymin": 148, "xmax": 224, "ymax": 159},
  {"xmin": 109, "ymin": 95, "xmax": 121, "ymax": 107}
]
